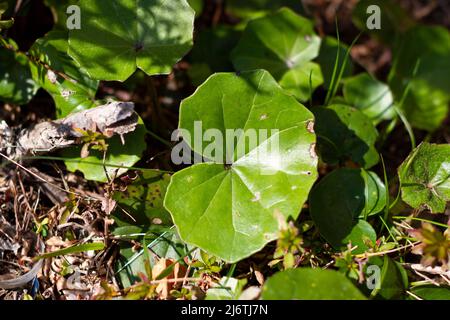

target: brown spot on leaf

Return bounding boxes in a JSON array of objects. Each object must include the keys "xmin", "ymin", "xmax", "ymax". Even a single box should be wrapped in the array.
[
  {"xmin": 309, "ymin": 143, "xmax": 318, "ymax": 159},
  {"xmin": 307, "ymin": 120, "xmax": 315, "ymax": 133}
]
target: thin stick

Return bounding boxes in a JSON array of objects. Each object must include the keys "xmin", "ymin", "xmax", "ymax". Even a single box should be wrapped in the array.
[{"xmin": 355, "ymin": 241, "xmax": 420, "ymax": 258}]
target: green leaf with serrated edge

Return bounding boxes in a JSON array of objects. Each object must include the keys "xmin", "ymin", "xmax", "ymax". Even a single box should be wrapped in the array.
[
  {"xmin": 388, "ymin": 26, "xmax": 450, "ymax": 131},
  {"xmin": 316, "ymin": 36, "xmax": 354, "ymax": 89},
  {"xmin": 226, "ymin": 0, "xmax": 304, "ymax": 20},
  {"xmin": 312, "ymin": 104, "xmax": 379, "ymax": 168},
  {"xmin": 343, "ymin": 73, "xmax": 395, "ymax": 124},
  {"xmin": 261, "ymin": 268, "xmax": 366, "ymax": 300},
  {"xmin": 68, "ymin": 0, "xmax": 195, "ymax": 81},
  {"xmin": 0, "ymin": 40, "xmax": 38, "ymax": 104},
  {"xmin": 164, "ymin": 70, "xmax": 318, "ymax": 263},
  {"xmin": 398, "ymin": 142, "xmax": 450, "ymax": 213},
  {"xmin": 279, "ymin": 62, "xmax": 323, "ymax": 101},
  {"xmin": 230, "ymin": 8, "xmax": 320, "ymax": 99},
  {"xmin": 63, "ymin": 117, "xmax": 147, "ymax": 182},
  {"xmin": 29, "ymin": 30, "xmax": 99, "ymax": 118},
  {"xmin": 112, "ymin": 172, "xmax": 172, "ymax": 227},
  {"xmin": 309, "ymin": 168, "xmax": 384, "ymax": 253}
]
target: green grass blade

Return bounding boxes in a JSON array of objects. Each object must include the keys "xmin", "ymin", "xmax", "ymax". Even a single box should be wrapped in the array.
[{"xmin": 36, "ymin": 242, "xmax": 105, "ymax": 260}]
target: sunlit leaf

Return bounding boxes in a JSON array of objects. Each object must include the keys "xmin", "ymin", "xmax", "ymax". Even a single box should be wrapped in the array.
[
  {"xmin": 29, "ymin": 30, "xmax": 99, "ymax": 118},
  {"xmin": 164, "ymin": 70, "xmax": 318, "ymax": 262},
  {"xmin": 68, "ymin": 0, "xmax": 195, "ymax": 81},
  {"xmin": 399, "ymin": 142, "xmax": 450, "ymax": 213},
  {"xmin": 262, "ymin": 268, "xmax": 366, "ymax": 300}
]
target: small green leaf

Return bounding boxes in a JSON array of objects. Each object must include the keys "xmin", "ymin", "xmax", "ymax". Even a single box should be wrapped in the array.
[
  {"xmin": 343, "ymin": 73, "xmax": 395, "ymax": 123},
  {"xmin": 343, "ymin": 220, "xmax": 377, "ymax": 254},
  {"xmin": 0, "ymin": 19, "xmax": 13, "ymax": 30},
  {"xmin": 231, "ymin": 8, "xmax": 321, "ymax": 99},
  {"xmin": 368, "ymin": 256, "xmax": 408, "ymax": 299},
  {"xmin": 63, "ymin": 117, "xmax": 147, "ymax": 182},
  {"xmin": 279, "ymin": 62, "xmax": 324, "ymax": 101},
  {"xmin": 309, "ymin": 168, "xmax": 384, "ymax": 252},
  {"xmin": 164, "ymin": 70, "xmax": 318, "ymax": 263},
  {"xmin": 313, "ymin": 104, "xmax": 380, "ymax": 168},
  {"xmin": 68, "ymin": 0, "xmax": 195, "ymax": 81},
  {"xmin": 399, "ymin": 142, "xmax": 450, "ymax": 213},
  {"xmin": 29, "ymin": 30, "xmax": 99, "ymax": 118},
  {"xmin": 262, "ymin": 268, "xmax": 366, "ymax": 300},
  {"xmin": 0, "ymin": 2, "xmax": 13, "ymax": 31},
  {"xmin": 0, "ymin": 40, "xmax": 38, "ymax": 104}
]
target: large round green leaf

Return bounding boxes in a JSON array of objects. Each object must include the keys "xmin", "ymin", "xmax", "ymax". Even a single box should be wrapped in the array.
[
  {"xmin": 0, "ymin": 40, "xmax": 38, "ymax": 105},
  {"xmin": 230, "ymin": 8, "xmax": 321, "ymax": 100},
  {"xmin": 309, "ymin": 168, "xmax": 384, "ymax": 252},
  {"xmin": 64, "ymin": 117, "xmax": 147, "ymax": 182},
  {"xmin": 261, "ymin": 268, "xmax": 366, "ymax": 300},
  {"xmin": 29, "ymin": 30, "xmax": 99, "ymax": 118},
  {"xmin": 398, "ymin": 142, "xmax": 450, "ymax": 213},
  {"xmin": 164, "ymin": 70, "xmax": 318, "ymax": 262},
  {"xmin": 388, "ymin": 26, "xmax": 450, "ymax": 131},
  {"xmin": 68, "ymin": 0, "xmax": 195, "ymax": 81},
  {"xmin": 343, "ymin": 73, "xmax": 395, "ymax": 124},
  {"xmin": 312, "ymin": 104, "xmax": 379, "ymax": 168}
]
